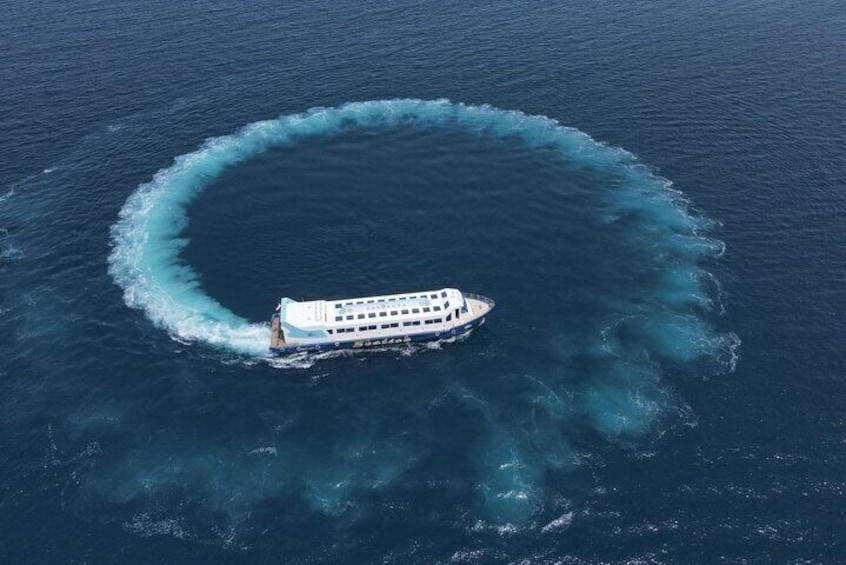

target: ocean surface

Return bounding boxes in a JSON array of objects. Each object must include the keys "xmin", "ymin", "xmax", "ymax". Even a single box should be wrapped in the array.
[{"xmin": 1, "ymin": 1, "xmax": 844, "ymax": 563}]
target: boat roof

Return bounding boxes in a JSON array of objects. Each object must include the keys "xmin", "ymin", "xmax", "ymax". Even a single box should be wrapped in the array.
[{"xmin": 281, "ymin": 288, "xmax": 462, "ymax": 330}]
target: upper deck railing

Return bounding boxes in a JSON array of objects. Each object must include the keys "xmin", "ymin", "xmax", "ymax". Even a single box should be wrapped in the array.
[{"xmin": 463, "ymin": 292, "xmax": 496, "ymax": 308}]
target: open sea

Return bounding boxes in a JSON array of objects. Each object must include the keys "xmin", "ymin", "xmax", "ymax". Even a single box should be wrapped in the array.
[{"xmin": 1, "ymin": 1, "xmax": 844, "ymax": 563}]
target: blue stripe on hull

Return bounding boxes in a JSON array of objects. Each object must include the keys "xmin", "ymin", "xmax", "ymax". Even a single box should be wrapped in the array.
[{"xmin": 269, "ymin": 316, "xmax": 486, "ymax": 356}]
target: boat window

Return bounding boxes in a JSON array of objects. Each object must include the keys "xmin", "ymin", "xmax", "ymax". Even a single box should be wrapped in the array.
[
  {"xmin": 379, "ymin": 312, "xmax": 387, "ymax": 317},
  {"xmin": 401, "ymin": 309, "xmax": 409, "ymax": 315},
  {"xmin": 359, "ymin": 326, "xmax": 368, "ymax": 331},
  {"xmin": 381, "ymin": 324, "xmax": 390, "ymax": 329},
  {"xmin": 368, "ymin": 313, "xmax": 376, "ymax": 318},
  {"xmin": 435, "ymin": 318, "xmax": 442, "ymax": 323},
  {"xmin": 334, "ymin": 304, "xmax": 342, "ymax": 309},
  {"xmin": 403, "ymin": 321, "xmax": 412, "ymax": 327},
  {"xmin": 444, "ymin": 301, "xmax": 449, "ymax": 308},
  {"xmin": 346, "ymin": 315, "xmax": 354, "ymax": 320},
  {"xmin": 356, "ymin": 301, "xmax": 363, "ymax": 304},
  {"xmin": 390, "ymin": 310, "xmax": 398, "ymax": 316},
  {"xmin": 412, "ymin": 321, "xmax": 421, "ymax": 326},
  {"xmin": 357, "ymin": 314, "xmax": 365, "ymax": 319},
  {"xmin": 441, "ymin": 291, "xmax": 447, "ymax": 297},
  {"xmin": 327, "ymin": 329, "xmax": 333, "ymax": 334},
  {"xmin": 335, "ymin": 316, "xmax": 342, "ymax": 321},
  {"xmin": 446, "ymin": 313, "xmax": 452, "ymax": 321},
  {"xmin": 390, "ymin": 323, "xmax": 399, "ymax": 328},
  {"xmin": 423, "ymin": 307, "xmax": 430, "ymax": 312},
  {"xmin": 412, "ymin": 308, "xmax": 420, "ymax": 314},
  {"xmin": 430, "ymin": 293, "xmax": 437, "ymax": 299},
  {"xmin": 433, "ymin": 306, "xmax": 441, "ymax": 311},
  {"xmin": 368, "ymin": 325, "xmax": 377, "ymax": 330}
]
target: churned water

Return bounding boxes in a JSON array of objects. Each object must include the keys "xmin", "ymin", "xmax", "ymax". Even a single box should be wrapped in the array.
[{"xmin": 1, "ymin": 1, "xmax": 843, "ymax": 563}]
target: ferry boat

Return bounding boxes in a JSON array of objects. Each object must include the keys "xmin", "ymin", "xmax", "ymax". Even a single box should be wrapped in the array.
[{"xmin": 269, "ymin": 288, "xmax": 494, "ymax": 355}]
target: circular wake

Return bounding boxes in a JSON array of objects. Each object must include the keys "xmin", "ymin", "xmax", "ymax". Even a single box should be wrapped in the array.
[
  {"xmin": 102, "ymin": 99, "xmax": 739, "ymax": 532},
  {"xmin": 108, "ymin": 99, "xmax": 728, "ymax": 361}
]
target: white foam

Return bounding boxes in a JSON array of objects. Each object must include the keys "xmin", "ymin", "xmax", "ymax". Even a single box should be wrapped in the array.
[{"xmin": 541, "ymin": 511, "xmax": 574, "ymax": 533}]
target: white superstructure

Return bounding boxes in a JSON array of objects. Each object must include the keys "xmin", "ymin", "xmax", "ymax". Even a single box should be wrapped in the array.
[{"xmin": 270, "ymin": 288, "xmax": 495, "ymax": 354}]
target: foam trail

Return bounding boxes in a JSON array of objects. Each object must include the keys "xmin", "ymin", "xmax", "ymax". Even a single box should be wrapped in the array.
[{"xmin": 108, "ymin": 99, "xmax": 709, "ymax": 358}]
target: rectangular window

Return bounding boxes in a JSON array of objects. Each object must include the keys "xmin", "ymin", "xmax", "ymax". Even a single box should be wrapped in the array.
[
  {"xmin": 328, "ymin": 329, "xmax": 334, "ymax": 334},
  {"xmin": 436, "ymin": 318, "xmax": 442, "ymax": 323},
  {"xmin": 390, "ymin": 323, "xmax": 399, "ymax": 328},
  {"xmin": 381, "ymin": 324, "xmax": 390, "ymax": 329},
  {"xmin": 433, "ymin": 306, "xmax": 442, "ymax": 311},
  {"xmin": 413, "ymin": 321, "xmax": 421, "ymax": 326},
  {"xmin": 368, "ymin": 313, "xmax": 376, "ymax": 318},
  {"xmin": 401, "ymin": 309, "xmax": 409, "ymax": 315},
  {"xmin": 346, "ymin": 315, "xmax": 354, "ymax": 320},
  {"xmin": 441, "ymin": 291, "xmax": 447, "ymax": 298},
  {"xmin": 334, "ymin": 304, "xmax": 342, "ymax": 309},
  {"xmin": 357, "ymin": 314, "xmax": 365, "ymax": 319},
  {"xmin": 403, "ymin": 322, "xmax": 412, "ymax": 327},
  {"xmin": 379, "ymin": 312, "xmax": 387, "ymax": 317},
  {"xmin": 412, "ymin": 308, "xmax": 420, "ymax": 314},
  {"xmin": 359, "ymin": 326, "xmax": 368, "ymax": 331},
  {"xmin": 430, "ymin": 293, "xmax": 437, "ymax": 299},
  {"xmin": 390, "ymin": 310, "xmax": 398, "ymax": 316},
  {"xmin": 368, "ymin": 325, "xmax": 377, "ymax": 330},
  {"xmin": 423, "ymin": 307, "xmax": 430, "ymax": 312},
  {"xmin": 335, "ymin": 316, "xmax": 342, "ymax": 321}
]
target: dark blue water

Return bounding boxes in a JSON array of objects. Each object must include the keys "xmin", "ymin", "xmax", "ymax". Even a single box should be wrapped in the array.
[{"xmin": 2, "ymin": 1, "xmax": 844, "ymax": 563}]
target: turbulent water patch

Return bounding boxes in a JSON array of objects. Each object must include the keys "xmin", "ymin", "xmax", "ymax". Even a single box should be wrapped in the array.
[
  {"xmin": 105, "ymin": 99, "xmax": 736, "ymax": 533},
  {"xmin": 108, "ymin": 99, "xmax": 728, "ymax": 359}
]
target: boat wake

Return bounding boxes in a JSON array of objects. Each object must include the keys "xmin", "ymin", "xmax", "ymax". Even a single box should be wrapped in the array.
[
  {"xmin": 108, "ymin": 98, "xmax": 734, "ymax": 367},
  {"xmin": 101, "ymin": 98, "xmax": 738, "ymax": 535}
]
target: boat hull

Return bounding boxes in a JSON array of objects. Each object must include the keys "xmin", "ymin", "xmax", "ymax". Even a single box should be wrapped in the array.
[{"xmin": 269, "ymin": 313, "xmax": 487, "ymax": 356}]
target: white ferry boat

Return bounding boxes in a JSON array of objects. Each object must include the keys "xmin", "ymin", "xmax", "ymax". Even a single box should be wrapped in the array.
[{"xmin": 270, "ymin": 288, "xmax": 494, "ymax": 355}]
